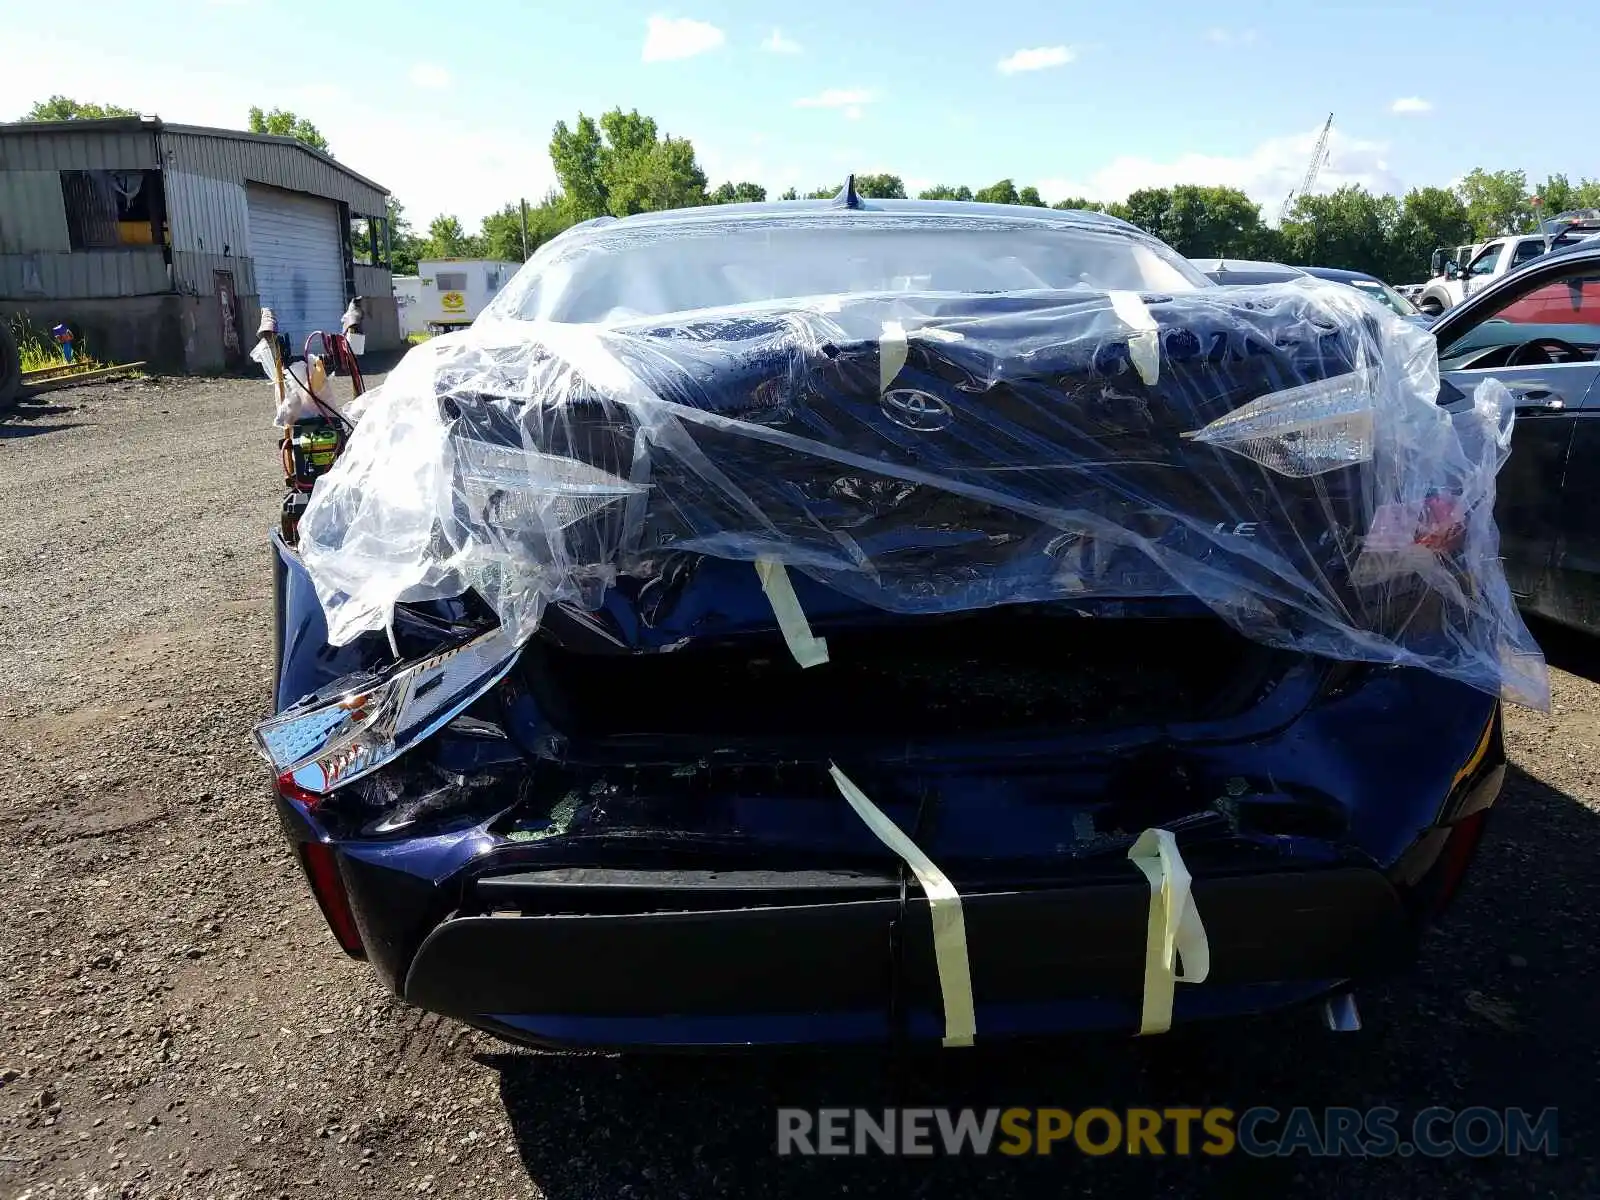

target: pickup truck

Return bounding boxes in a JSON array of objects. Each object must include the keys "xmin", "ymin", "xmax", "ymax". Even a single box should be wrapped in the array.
[{"xmin": 1417, "ymin": 211, "xmax": 1600, "ymax": 316}]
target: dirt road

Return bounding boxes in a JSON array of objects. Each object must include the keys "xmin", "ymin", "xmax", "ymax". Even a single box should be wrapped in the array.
[{"xmin": 2, "ymin": 373, "xmax": 1598, "ymax": 1199}]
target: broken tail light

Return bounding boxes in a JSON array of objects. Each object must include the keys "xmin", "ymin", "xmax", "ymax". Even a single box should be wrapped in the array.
[
  {"xmin": 252, "ymin": 626, "xmax": 524, "ymax": 796},
  {"xmin": 1352, "ymin": 489, "xmax": 1472, "ymax": 589}
]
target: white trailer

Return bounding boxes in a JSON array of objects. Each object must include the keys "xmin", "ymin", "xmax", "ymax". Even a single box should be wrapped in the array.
[
  {"xmin": 415, "ymin": 259, "xmax": 519, "ymax": 332},
  {"xmin": 393, "ymin": 276, "xmax": 426, "ymax": 338}
]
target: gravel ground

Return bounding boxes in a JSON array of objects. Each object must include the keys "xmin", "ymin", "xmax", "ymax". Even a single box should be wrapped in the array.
[{"xmin": 2, "ymin": 372, "xmax": 1598, "ymax": 1199}]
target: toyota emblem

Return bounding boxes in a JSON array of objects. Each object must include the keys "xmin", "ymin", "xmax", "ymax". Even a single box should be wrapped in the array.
[{"xmin": 880, "ymin": 388, "xmax": 953, "ymax": 432}]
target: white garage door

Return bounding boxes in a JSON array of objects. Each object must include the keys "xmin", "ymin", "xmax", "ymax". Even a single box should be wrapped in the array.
[{"xmin": 246, "ymin": 184, "xmax": 346, "ymax": 353}]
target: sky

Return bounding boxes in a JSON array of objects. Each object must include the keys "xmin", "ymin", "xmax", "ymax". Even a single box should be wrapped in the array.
[{"xmin": 3, "ymin": 0, "xmax": 1593, "ymax": 230}]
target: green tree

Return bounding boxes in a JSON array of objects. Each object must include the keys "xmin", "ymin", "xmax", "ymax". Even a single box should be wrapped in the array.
[
  {"xmin": 1534, "ymin": 173, "xmax": 1577, "ymax": 217},
  {"xmin": 709, "ymin": 181, "xmax": 768, "ymax": 204},
  {"xmin": 804, "ymin": 185, "xmax": 838, "ymax": 199},
  {"xmin": 1390, "ymin": 186, "xmax": 1473, "ymax": 280},
  {"xmin": 974, "ymin": 179, "xmax": 1021, "ymax": 205},
  {"xmin": 478, "ymin": 193, "xmax": 574, "ymax": 262},
  {"xmin": 854, "ymin": 173, "xmax": 906, "ymax": 199},
  {"xmin": 1457, "ymin": 168, "xmax": 1530, "ymax": 238},
  {"xmin": 248, "ymin": 106, "xmax": 330, "ymax": 154},
  {"xmin": 479, "ymin": 204, "xmax": 529, "ymax": 262},
  {"xmin": 1113, "ymin": 188, "xmax": 1172, "ymax": 237},
  {"xmin": 779, "ymin": 186, "xmax": 800, "ymax": 200},
  {"xmin": 549, "ymin": 108, "xmax": 708, "ymax": 218},
  {"xmin": 1280, "ymin": 186, "xmax": 1401, "ymax": 277},
  {"xmin": 1168, "ymin": 186, "xmax": 1271, "ymax": 258},
  {"xmin": 422, "ymin": 215, "xmax": 484, "ymax": 259},
  {"xmin": 1531, "ymin": 174, "xmax": 1600, "ymax": 219},
  {"xmin": 608, "ymin": 136, "xmax": 707, "ymax": 215},
  {"xmin": 1017, "ymin": 185, "xmax": 1047, "ymax": 208},
  {"xmin": 386, "ymin": 200, "xmax": 422, "ymax": 275},
  {"xmin": 1050, "ymin": 197, "xmax": 1103, "ymax": 212},
  {"xmin": 21, "ymin": 96, "xmax": 138, "ymax": 120},
  {"xmin": 549, "ymin": 114, "xmax": 608, "ymax": 221},
  {"xmin": 919, "ymin": 184, "xmax": 973, "ymax": 201}
]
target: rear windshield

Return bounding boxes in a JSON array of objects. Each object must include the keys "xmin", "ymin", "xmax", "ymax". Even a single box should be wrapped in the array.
[{"xmin": 488, "ymin": 216, "xmax": 1209, "ymax": 325}]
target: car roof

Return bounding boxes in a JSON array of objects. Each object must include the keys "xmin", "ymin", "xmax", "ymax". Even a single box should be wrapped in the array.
[
  {"xmin": 1190, "ymin": 258, "xmax": 1310, "ymax": 279},
  {"xmin": 547, "ymin": 198, "xmax": 1149, "ymax": 249},
  {"xmin": 1301, "ymin": 265, "xmax": 1384, "ymax": 285}
]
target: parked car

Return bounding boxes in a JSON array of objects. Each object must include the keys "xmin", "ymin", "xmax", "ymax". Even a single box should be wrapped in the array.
[
  {"xmin": 1430, "ymin": 237, "xmax": 1600, "ymax": 632},
  {"xmin": 1418, "ymin": 211, "xmax": 1600, "ymax": 317},
  {"xmin": 1301, "ymin": 266, "xmax": 1433, "ymax": 327},
  {"xmin": 1197, "ymin": 260, "xmax": 1430, "ymax": 327},
  {"xmin": 1191, "ymin": 257, "xmax": 1310, "ymax": 286},
  {"xmin": 257, "ymin": 199, "xmax": 1511, "ymax": 1051}
]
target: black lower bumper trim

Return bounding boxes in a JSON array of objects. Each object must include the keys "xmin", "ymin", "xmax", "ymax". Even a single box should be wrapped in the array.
[{"xmin": 403, "ymin": 866, "xmax": 1409, "ymax": 1021}]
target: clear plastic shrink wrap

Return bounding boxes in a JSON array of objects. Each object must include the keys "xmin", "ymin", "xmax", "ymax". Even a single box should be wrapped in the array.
[{"xmin": 297, "ymin": 243, "xmax": 1547, "ymax": 708}]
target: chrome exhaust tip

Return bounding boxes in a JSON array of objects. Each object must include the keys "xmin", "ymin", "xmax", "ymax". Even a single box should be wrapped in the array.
[{"xmin": 1322, "ymin": 991, "xmax": 1361, "ymax": 1032}]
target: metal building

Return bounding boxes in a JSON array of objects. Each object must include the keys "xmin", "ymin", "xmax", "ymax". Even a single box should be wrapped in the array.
[{"xmin": 0, "ymin": 117, "xmax": 400, "ymax": 371}]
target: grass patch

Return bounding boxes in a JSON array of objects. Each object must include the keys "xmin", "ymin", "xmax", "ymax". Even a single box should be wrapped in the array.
[{"xmin": 8, "ymin": 313, "xmax": 102, "ymax": 373}]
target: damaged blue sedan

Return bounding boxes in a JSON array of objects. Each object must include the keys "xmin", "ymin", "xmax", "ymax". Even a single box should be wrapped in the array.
[{"xmin": 254, "ymin": 185, "xmax": 1540, "ymax": 1051}]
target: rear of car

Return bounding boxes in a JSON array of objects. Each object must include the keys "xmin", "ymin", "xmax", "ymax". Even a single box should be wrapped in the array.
[{"xmin": 260, "ymin": 203, "xmax": 1511, "ymax": 1049}]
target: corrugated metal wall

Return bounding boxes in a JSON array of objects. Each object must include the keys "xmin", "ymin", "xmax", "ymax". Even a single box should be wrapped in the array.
[
  {"xmin": 0, "ymin": 250, "xmax": 167, "ymax": 298},
  {"xmin": 352, "ymin": 263, "xmax": 389, "ymax": 297},
  {"xmin": 163, "ymin": 170, "xmax": 250, "ymax": 256},
  {"xmin": 0, "ymin": 127, "xmax": 158, "ymax": 172},
  {"xmin": 161, "ymin": 130, "xmax": 386, "ymax": 219},
  {"xmin": 172, "ymin": 250, "xmax": 254, "ymax": 298},
  {"xmin": 0, "ymin": 172, "xmax": 71, "ymax": 253}
]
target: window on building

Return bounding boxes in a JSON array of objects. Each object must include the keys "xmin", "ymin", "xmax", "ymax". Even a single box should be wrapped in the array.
[
  {"xmin": 60, "ymin": 169, "xmax": 161, "ymax": 250},
  {"xmin": 350, "ymin": 215, "xmax": 392, "ymax": 268},
  {"xmin": 436, "ymin": 271, "xmax": 468, "ymax": 291}
]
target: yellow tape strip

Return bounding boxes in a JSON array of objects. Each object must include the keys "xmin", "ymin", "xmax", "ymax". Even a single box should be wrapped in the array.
[
  {"xmin": 1127, "ymin": 828, "xmax": 1210, "ymax": 1035},
  {"xmin": 829, "ymin": 764, "xmax": 976, "ymax": 1048},
  {"xmin": 880, "ymin": 320, "xmax": 909, "ymax": 393},
  {"xmin": 755, "ymin": 558, "xmax": 830, "ymax": 668},
  {"xmin": 1108, "ymin": 291, "xmax": 1161, "ymax": 387}
]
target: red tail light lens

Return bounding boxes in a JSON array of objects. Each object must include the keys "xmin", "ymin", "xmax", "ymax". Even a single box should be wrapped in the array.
[
  {"xmin": 275, "ymin": 775, "xmax": 365, "ymax": 957},
  {"xmin": 1427, "ymin": 808, "xmax": 1489, "ymax": 917},
  {"xmin": 295, "ymin": 840, "xmax": 366, "ymax": 958},
  {"xmin": 1414, "ymin": 491, "xmax": 1467, "ymax": 553}
]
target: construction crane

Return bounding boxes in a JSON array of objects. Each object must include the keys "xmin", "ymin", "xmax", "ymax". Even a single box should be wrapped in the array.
[{"xmin": 1279, "ymin": 113, "xmax": 1334, "ymax": 224}]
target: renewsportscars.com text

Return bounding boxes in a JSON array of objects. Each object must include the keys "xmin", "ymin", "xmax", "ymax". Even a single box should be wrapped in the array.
[{"xmin": 776, "ymin": 1106, "xmax": 1558, "ymax": 1158}]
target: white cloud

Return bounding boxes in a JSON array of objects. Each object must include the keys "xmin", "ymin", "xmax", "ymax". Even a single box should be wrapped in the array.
[
  {"xmin": 794, "ymin": 88, "xmax": 877, "ymax": 119},
  {"xmin": 762, "ymin": 28, "xmax": 802, "ymax": 54},
  {"xmin": 1391, "ymin": 96, "xmax": 1433, "ymax": 114},
  {"xmin": 1205, "ymin": 28, "xmax": 1258, "ymax": 45},
  {"xmin": 408, "ymin": 63, "xmax": 451, "ymax": 90},
  {"xmin": 1036, "ymin": 124, "xmax": 1399, "ymax": 213},
  {"xmin": 642, "ymin": 15, "xmax": 725, "ymax": 62},
  {"xmin": 997, "ymin": 45, "xmax": 1075, "ymax": 74}
]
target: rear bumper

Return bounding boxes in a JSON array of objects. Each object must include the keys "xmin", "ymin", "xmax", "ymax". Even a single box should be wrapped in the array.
[{"xmin": 401, "ymin": 865, "xmax": 1412, "ymax": 1049}]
